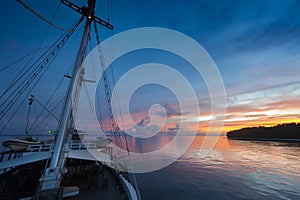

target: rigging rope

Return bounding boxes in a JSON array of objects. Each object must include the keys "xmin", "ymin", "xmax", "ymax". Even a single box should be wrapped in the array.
[
  {"xmin": 0, "ymin": 47, "xmax": 48, "ymax": 72},
  {"xmin": 0, "ymin": 17, "xmax": 84, "ymax": 134},
  {"xmin": 0, "ymin": 17, "xmax": 83, "ymax": 113},
  {"xmin": 31, "ymin": 95, "xmax": 60, "ymax": 122},
  {"xmin": 17, "ymin": 0, "xmax": 72, "ymax": 32},
  {"xmin": 31, "ymin": 94, "xmax": 66, "ymax": 134},
  {"xmin": 93, "ymin": 21, "xmax": 127, "ymax": 149},
  {"xmin": 105, "ymin": 3, "xmax": 141, "ymax": 197},
  {"xmin": 93, "ymin": 21, "xmax": 142, "ymax": 200},
  {"xmin": 93, "ymin": 22, "xmax": 128, "ymax": 171},
  {"xmin": 0, "ymin": 51, "xmax": 62, "ymax": 134},
  {"xmin": 1, "ymin": 0, "xmax": 64, "ymax": 101},
  {"xmin": 0, "ymin": 47, "xmax": 50, "ymax": 101},
  {"xmin": 29, "ymin": 76, "xmax": 65, "ymax": 132},
  {"xmin": 87, "ymin": 38, "xmax": 105, "ymax": 130}
]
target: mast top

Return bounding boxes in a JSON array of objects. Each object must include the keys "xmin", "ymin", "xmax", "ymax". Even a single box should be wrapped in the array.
[{"xmin": 61, "ymin": 0, "xmax": 113, "ymax": 30}]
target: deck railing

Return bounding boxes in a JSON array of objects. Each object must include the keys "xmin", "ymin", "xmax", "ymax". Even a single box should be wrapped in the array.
[{"xmin": 0, "ymin": 140, "xmax": 112, "ymax": 164}]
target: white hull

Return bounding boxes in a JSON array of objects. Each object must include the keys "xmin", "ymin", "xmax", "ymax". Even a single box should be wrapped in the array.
[{"xmin": 2, "ymin": 139, "xmax": 43, "ymax": 151}]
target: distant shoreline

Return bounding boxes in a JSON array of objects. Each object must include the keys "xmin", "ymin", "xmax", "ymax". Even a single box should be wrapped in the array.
[
  {"xmin": 227, "ymin": 137, "xmax": 300, "ymax": 142},
  {"xmin": 226, "ymin": 122, "xmax": 300, "ymax": 142}
]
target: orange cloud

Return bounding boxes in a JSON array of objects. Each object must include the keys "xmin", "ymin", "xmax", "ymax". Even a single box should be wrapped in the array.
[{"xmin": 99, "ymin": 84, "xmax": 300, "ymax": 137}]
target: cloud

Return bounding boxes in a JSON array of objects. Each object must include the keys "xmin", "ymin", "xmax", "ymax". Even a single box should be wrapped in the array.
[
  {"xmin": 167, "ymin": 124, "xmax": 179, "ymax": 132},
  {"xmin": 227, "ymin": 82, "xmax": 300, "ymax": 107},
  {"xmin": 163, "ymin": 103, "xmax": 182, "ymax": 117},
  {"xmin": 136, "ymin": 116, "xmax": 150, "ymax": 127}
]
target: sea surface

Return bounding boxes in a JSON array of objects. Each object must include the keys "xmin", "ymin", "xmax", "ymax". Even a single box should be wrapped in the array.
[
  {"xmin": 1, "ymin": 134, "xmax": 299, "ymax": 199},
  {"xmin": 130, "ymin": 136, "xmax": 300, "ymax": 200}
]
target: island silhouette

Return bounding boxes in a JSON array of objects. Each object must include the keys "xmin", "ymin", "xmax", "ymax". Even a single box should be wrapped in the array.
[{"xmin": 226, "ymin": 123, "xmax": 300, "ymax": 141}]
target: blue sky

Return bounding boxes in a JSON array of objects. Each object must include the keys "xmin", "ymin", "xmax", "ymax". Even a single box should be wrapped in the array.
[{"xmin": 0, "ymin": 0, "xmax": 300, "ymax": 134}]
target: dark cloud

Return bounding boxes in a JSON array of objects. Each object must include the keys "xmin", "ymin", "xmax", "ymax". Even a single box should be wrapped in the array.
[
  {"xmin": 136, "ymin": 116, "xmax": 150, "ymax": 127},
  {"xmin": 167, "ymin": 124, "xmax": 179, "ymax": 132}
]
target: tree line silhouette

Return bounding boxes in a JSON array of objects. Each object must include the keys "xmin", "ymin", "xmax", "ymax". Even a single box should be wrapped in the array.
[{"xmin": 226, "ymin": 123, "xmax": 300, "ymax": 140}]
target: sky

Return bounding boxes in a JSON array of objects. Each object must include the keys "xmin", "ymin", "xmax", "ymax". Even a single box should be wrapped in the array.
[{"xmin": 0, "ymin": 0, "xmax": 300, "ymax": 135}]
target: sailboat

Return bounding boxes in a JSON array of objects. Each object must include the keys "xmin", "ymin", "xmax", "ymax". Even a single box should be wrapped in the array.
[{"xmin": 0, "ymin": 0, "xmax": 139, "ymax": 199}]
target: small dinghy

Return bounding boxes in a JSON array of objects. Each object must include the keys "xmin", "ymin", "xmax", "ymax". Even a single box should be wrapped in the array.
[{"xmin": 2, "ymin": 137, "xmax": 43, "ymax": 151}]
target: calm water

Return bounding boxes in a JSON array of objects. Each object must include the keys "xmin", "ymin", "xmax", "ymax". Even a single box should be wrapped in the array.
[{"xmin": 131, "ymin": 136, "xmax": 300, "ymax": 200}]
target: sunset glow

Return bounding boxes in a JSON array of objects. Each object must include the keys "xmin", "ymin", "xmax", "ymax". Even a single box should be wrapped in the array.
[
  {"xmin": 99, "ymin": 81, "xmax": 300, "ymax": 134},
  {"xmin": 1, "ymin": 0, "xmax": 300, "ymax": 137}
]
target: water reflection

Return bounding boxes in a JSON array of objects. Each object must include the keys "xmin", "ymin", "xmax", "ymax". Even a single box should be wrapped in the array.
[
  {"xmin": 132, "ymin": 135, "xmax": 300, "ymax": 200},
  {"xmin": 110, "ymin": 134, "xmax": 175, "ymax": 153}
]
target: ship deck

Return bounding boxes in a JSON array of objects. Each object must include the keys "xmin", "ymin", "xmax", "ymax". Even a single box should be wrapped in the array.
[
  {"xmin": 74, "ymin": 168, "xmax": 125, "ymax": 200},
  {"xmin": 0, "ymin": 158, "xmax": 129, "ymax": 200},
  {"xmin": 65, "ymin": 165, "xmax": 127, "ymax": 200}
]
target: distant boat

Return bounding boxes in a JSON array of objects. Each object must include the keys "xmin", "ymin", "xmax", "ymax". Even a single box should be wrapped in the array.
[
  {"xmin": 2, "ymin": 137, "xmax": 43, "ymax": 151},
  {"xmin": 2, "ymin": 96, "xmax": 44, "ymax": 151}
]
